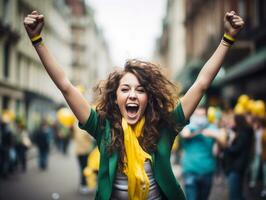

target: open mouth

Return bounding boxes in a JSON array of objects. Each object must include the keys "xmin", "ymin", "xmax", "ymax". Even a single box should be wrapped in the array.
[{"xmin": 126, "ymin": 103, "xmax": 139, "ymax": 118}]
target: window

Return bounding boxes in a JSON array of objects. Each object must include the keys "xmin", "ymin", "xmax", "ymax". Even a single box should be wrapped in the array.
[
  {"xmin": 3, "ymin": 0, "xmax": 10, "ymax": 24},
  {"xmin": 258, "ymin": 0, "xmax": 266, "ymax": 25},
  {"xmin": 2, "ymin": 96, "xmax": 10, "ymax": 110},
  {"xmin": 3, "ymin": 41, "xmax": 10, "ymax": 78}
]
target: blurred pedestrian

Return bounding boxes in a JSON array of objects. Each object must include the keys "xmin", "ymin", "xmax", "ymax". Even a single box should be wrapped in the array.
[
  {"xmin": 15, "ymin": 123, "xmax": 31, "ymax": 172},
  {"xmin": 249, "ymin": 117, "xmax": 264, "ymax": 189},
  {"xmin": 23, "ymin": 10, "xmax": 244, "ymax": 199},
  {"xmin": 58, "ymin": 125, "xmax": 73, "ymax": 155},
  {"xmin": 73, "ymin": 125, "xmax": 95, "ymax": 194},
  {"xmin": 0, "ymin": 118, "xmax": 16, "ymax": 177},
  {"xmin": 259, "ymin": 118, "xmax": 266, "ymax": 197},
  {"xmin": 180, "ymin": 106, "xmax": 226, "ymax": 200},
  {"xmin": 52, "ymin": 122, "xmax": 61, "ymax": 152},
  {"xmin": 34, "ymin": 119, "xmax": 52, "ymax": 170},
  {"xmin": 223, "ymin": 114, "xmax": 254, "ymax": 200},
  {"xmin": 84, "ymin": 146, "xmax": 100, "ymax": 191}
]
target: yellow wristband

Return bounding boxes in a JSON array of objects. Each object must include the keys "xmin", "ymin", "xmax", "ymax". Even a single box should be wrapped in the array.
[
  {"xmin": 31, "ymin": 35, "xmax": 43, "ymax": 46},
  {"xmin": 31, "ymin": 35, "xmax": 42, "ymax": 42},
  {"xmin": 224, "ymin": 33, "xmax": 236, "ymax": 42}
]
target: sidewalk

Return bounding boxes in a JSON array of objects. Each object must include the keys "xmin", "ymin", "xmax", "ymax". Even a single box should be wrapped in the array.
[{"xmin": 0, "ymin": 142, "xmax": 94, "ymax": 200}]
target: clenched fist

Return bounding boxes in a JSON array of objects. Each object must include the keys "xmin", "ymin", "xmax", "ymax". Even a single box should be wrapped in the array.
[
  {"xmin": 24, "ymin": 11, "xmax": 44, "ymax": 39},
  {"xmin": 224, "ymin": 11, "xmax": 245, "ymax": 37}
]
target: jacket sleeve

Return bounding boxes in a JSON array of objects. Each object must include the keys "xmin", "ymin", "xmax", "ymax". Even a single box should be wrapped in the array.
[
  {"xmin": 172, "ymin": 102, "xmax": 190, "ymax": 132},
  {"xmin": 78, "ymin": 108, "xmax": 102, "ymax": 141}
]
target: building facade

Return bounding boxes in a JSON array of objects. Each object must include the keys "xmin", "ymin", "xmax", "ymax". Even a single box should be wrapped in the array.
[
  {"xmin": 158, "ymin": 0, "xmax": 266, "ymax": 107},
  {"xmin": 154, "ymin": 0, "xmax": 186, "ymax": 79},
  {"xmin": 0, "ymin": 0, "xmax": 112, "ymax": 130}
]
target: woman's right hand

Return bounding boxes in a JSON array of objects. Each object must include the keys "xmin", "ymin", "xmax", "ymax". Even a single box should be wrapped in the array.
[{"xmin": 24, "ymin": 11, "xmax": 44, "ymax": 39}]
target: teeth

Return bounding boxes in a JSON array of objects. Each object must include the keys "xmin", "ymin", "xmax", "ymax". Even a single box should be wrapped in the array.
[{"xmin": 126, "ymin": 103, "xmax": 138, "ymax": 107}]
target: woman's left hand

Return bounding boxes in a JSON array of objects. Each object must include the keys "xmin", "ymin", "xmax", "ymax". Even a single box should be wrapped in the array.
[{"xmin": 224, "ymin": 11, "xmax": 245, "ymax": 37}]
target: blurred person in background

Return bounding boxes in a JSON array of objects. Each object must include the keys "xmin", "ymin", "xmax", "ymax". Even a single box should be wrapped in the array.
[
  {"xmin": 33, "ymin": 119, "xmax": 52, "ymax": 170},
  {"xmin": 73, "ymin": 125, "xmax": 95, "ymax": 194},
  {"xmin": 223, "ymin": 114, "xmax": 254, "ymax": 200},
  {"xmin": 249, "ymin": 117, "xmax": 264, "ymax": 189},
  {"xmin": 50, "ymin": 120, "xmax": 60, "ymax": 151},
  {"xmin": 58, "ymin": 124, "xmax": 73, "ymax": 155},
  {"xmin": 84, "ymin": 146, "xmax": 100, "ymax": 193},
  {"xmin": 180, "ymin": 106, "xmax": 226, "ymax": 200},
  {"xmin": 206, "ymin": 106, "xmax": 226, "ymax": 182},
  {"xmin": 23, "ymin": 10, "xmax": 244, "ymax": 200},
  {"xmin": 259, "ymin": 118, "xmax": 266, "ymax": 197},
  {"xmin": 0, "ymin": 115, "xmax": 16, "ymax": 178},
  {"xmin": 15, "ymin": 123, "xmax": 31, "ymax": 172},
  {"xmin": 218, "ymin": 110, "xmax": 236, "ymax": 174},
  {"xmin": 0, "ymin": 116, "xmax": 5, "ymax": 178}
]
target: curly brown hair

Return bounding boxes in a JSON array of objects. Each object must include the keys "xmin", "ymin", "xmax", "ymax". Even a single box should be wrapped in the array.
[{"xmin": 94, "ymin": 59, "xmax": 180, "ymax": 171}]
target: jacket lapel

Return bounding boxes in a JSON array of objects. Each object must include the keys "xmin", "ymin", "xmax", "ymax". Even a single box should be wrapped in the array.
[
  {"xmin": 105, "ymin": 120, "xmax": 118, "ymax": 187},
  {"xmin": 109, "ymin": 151, "xmax": 118, "ymax": 185}
]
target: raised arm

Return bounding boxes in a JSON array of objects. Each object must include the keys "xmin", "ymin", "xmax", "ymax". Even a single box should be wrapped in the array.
[
  {"xmin": 24, "ymin": 11, "xmax": 90, "ymax": 124},
  {"xmin": 180, "ymin": 11, "xmax": 244, "ymax": 120}
]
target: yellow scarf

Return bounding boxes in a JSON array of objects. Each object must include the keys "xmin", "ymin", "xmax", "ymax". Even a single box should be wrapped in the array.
[{"xmin": 122, "ymin": 117, "xmax": 152, "ymax": 200}]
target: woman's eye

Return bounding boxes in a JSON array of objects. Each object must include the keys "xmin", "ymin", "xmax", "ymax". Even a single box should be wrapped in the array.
[
  {"xmin": 137, "ymin": 90, "xmax": 145, "ymax": 93},
  {"xmin": 137, "ymin": 89, "xmax": 145, "ymax": 93},
  {"xmin": 121, "ymin": 88, "xmax": 129, "ymax": 92}
]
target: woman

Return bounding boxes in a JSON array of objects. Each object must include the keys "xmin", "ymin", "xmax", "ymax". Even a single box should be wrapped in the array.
[{"xmin": 23, "ymin": 10, "xmax": 244, "ymax": 200}]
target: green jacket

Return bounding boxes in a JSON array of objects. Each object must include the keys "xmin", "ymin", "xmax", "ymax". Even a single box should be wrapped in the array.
[{"xmin": 79, "ymin": 103, "xmax": 187, "ymax": 200}]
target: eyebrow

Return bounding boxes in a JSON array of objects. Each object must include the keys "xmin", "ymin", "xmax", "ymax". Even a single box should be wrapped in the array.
[{"xmin": 120, "ymin": 84, "xmax": 144, "ymax": 88}]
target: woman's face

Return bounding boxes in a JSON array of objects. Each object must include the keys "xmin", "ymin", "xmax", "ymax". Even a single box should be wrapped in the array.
[{"xmin": 116, "ymin": 72, "xmax": 148, "ymax": 125}]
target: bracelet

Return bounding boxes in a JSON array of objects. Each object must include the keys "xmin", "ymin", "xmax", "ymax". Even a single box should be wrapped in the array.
[
  {"xmin": 222, "ymin": 33, "xmax": 236, "ymax": 46},
  {"xmin": 221, "ymin": 40, "xmax": 231, "ymax": 47},
  {"xmin": 31, "ymin": 35, "xmax": 43, "ymax": 46}
]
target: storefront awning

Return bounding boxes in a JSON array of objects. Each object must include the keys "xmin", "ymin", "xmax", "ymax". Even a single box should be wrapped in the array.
[{"xmin": 219, "ymin": 48, "xmax": 266, "ymax": 84}]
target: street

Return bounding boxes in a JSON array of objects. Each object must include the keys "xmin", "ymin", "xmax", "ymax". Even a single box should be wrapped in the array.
[
  {"xmin": 0, "ymin": 144, "xmax": 94, "ymax": 200},
  {"xmin": 0, "ymin": 143, "xmax": 264, "ymax": 200}
]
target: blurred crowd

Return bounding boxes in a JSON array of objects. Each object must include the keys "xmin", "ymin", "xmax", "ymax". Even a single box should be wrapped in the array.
[
  {"xmin": 0, "ymin": 108, "xmax": 92, "ymax": 192},
  {"xmin": 0, "ymin": 113, "xmax": 71, "ymax": 175},
  {"xmin": 1, "ymin": 95, "xmax": 266, "ymax": 199},
  {"xmin": 176, "ymin": 94, "xmax": 266, "ymax": 200}
]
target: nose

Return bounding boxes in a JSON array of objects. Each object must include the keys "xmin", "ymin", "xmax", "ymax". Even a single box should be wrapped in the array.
[{"xmin": 129, "ymin": 89, "xmax": 137, "ymax": 99}]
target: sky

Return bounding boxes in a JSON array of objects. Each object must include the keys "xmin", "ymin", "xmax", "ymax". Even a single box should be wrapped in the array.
[{"xmin": 85, "ymin": 0, "xmax": 166, "ymax": 67}]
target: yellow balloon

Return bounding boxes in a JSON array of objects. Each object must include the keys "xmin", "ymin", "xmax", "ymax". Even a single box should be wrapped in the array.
[
  {"xmin": 253, "ymin": 100, "xmax": 265, "ymax": 117},
  {"xmin": 234, "ymin": 104, "xmax": 245, "ymax": 115},
  {"xmin": 56, "ymin": 107, "xmax": 76, "ymax": 127},
  {"xmin": 247, "ymin": 99, "xmax": 256, "ymax": 113},
  {"xmin": 2, "ymin": 110, "xmax": 15, "ymax": 123},
  {"xmin": 237, "ymin": 95, "xmax": 249, "ymax": 108},
  {"xmin": 207, "ymin": 107, "xmax": 216, "ymax": 123}
]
